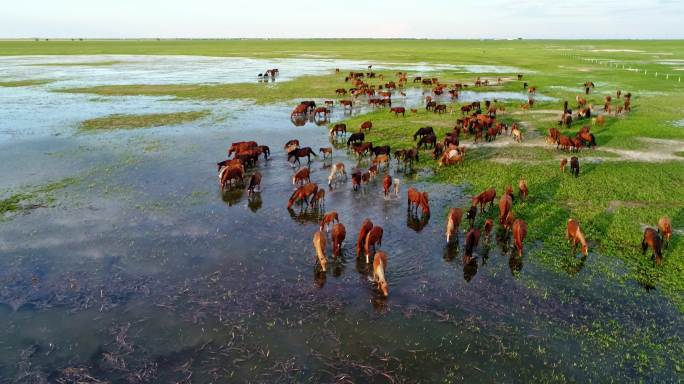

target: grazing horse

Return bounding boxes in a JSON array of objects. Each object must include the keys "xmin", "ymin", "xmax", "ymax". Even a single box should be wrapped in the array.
[
  {"xmin": 351, "ymin": 170, "xmax": 362, "ymax": 191},
  {"xmin": 473, "ymin": 188, "xmax": 497, "ymax": 214},
  {"xmin": 503, "ymin": 211, "xmax": 515, "ymax": 236},
  {"xmin": 284, "ymin": 139, "xmax": 300, "ymax": 153},
  {"xmin": 373, "ymin": 251, "xmax": 389, "ymax": 297},
  {"xmin": 434, "ymin": 104, "xmax": 447, "ymax": 114},
  {"xmin": 483, "ymin": 218, "xmax": 494, "ymax": 239},
  {"xmin": 220, "ymin": 165, "xmax": 244, "ymax": 191},
  {"xmin": 347, "ymin": 132, "xmax": 365, "ymax": 147},
  {"xmin": 291, "ymin": 103, "xmax": 309, "ymax": 118},
  {"xmin": 407, "ymin": 187, "xmax": 430, "ymax": 216},
  {"xmin": 364, "ymin": 226, "xmax": 384, "ymax": 263},
  {"xmin": 360, "ymin": 121, "xmax": 373, "ymax": 132},
  {"xmin": 327, "ymin": 162, "xmax": 347, "ymax": 188},
  {"xmin": 557, "ymin": 135, "xmax": 573, "ymax": 151},
  {"xmin": 560, "ymin": 158, "xmax": 568, "ymax": 173},
  {"xmin": 403, "ymin": 148, "xmax": 419, "ymax": 170},
  {"xmin": 287, "ymin": 183, "xmax": 318, "ymax": 209},
  {"xmin": 658, "ymin": 216, "xmax": 673, "ymax": 249},
  {"xmin": 330, "ymin": 123, "xmax": 347, "ymax": 138},
  {"xmin": 340, "ymin": 100, "xmax": 353, "ymax": 110},
  {"xmin": 512, "ymin": 126, "xmax": 523, "ymax": 143},
  {"xmin": 288, "ymin": 147, "xmax": 318, "ymax": 166},
  {"xmin": 570, "ymin": 157, "xmax": 580, "ymax": 177},
  {"xmin": 413, "ymin": 126, "xmax": 434, "ymax": 141},
  {"xmin": 548, "ymin": 128, "xmax": 561, "ymax": 144},
  {"xmin": 247, "ymin": 171, "xmax": 262, "ymax": 196},
  {"xmin": 356, "ymin": 219, "xmax": 374, "ymax": 258},
  {"xmin": 372, "ymin": 154, "xmax": 390, "ymax": 171},
  {"xmin": 320, "ymin": 211, "xmax": 339, "ymax": 232},
  {"xmin": 642, "ymin": 227, "xmax": 663, "ymax": 266},
  {"xmin": 331, "ymin": 223, "xmax": 346, "ymax": 257},
  {"xmin": 319, "ymin": 147, "xmax": 333, "ymax": 159},
  {"xmin": 390, "ymin": 107, "xmax": 405, "ymax": 117},
  {"xmin": 567, "ymin": 219, "xmax": 588, "ymax": 256},
  {"xmin": 466, "ymin": 205, "xmax": 478, "ymax": 228},
  {"xmin": 464, "ymin": 227, "xmax": 481, "ymax": 256},
  {"xmin": 437, "ymin": 149, "xmax": 464, "ymax": 167},
  {"xmin": 371, "ymin": 145, "xmax": 391, "ymax": 158},
  {"xmin": 417, "ymin": 133, "xmax": 437, "ymax": 150},
  {"xmin": 313, "ymin": 231, "xmax": 328, "ymax": 272},
  {"xmin": 518, "ymin": 179, "xmax": 529, "ymax": 201},
  {"xmin": 512, "ymin": 219, "xmax": 527, "ymax": 257},
  {"xmin": 382, "ymin": 175, "xmax": 392, "ymax": 197},
  {"xmin": 311, "ymin": 189, "xmax": 325, "ymax": 208},
  {"xmin": 499, "ymin": 194, "xmax": 512, "ymax": 225},
  {"xmin": 292, "ymin": 167, "xmax": 310, "ymax": 185},
  {"xmin": 228, "ymin": 141, "xmax": 258, "ymax": 157},
  {"xmin": 445, "ymin": 207, "xmax": 463, "ymax": 243},
  {"xmin": 314, "ymin": 107, "xmax": 330, "ymax": 119}
]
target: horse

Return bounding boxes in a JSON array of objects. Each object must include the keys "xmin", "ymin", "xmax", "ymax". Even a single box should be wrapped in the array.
[
  {"xmin": 417, "ymin": 133, "xmax": 437, "ymax": 150},
  {"xmin": 433, "ymin": 143, "xmax": 444, "ymax": 160},
  {"xmin": 347, "ymin": 132, "xmax": 365, "ymax": 147},
  {"xmin": 393, "ymin": 178, "xmax": 400, "ymax": 197},
  {"xmin": 364, "ymin": 226, "xmax": 384, "ymax": 264},
  {"xmin": 219, "ymin": 165, "xmax": 244, "ymax": 191},
  {"xmin": 319, "ymin": 147, "xmax": 333, "ymax": 159},
  {"xmin": 407, "ymin": 187, "xmax": 430, "ymax": 216},
  {"xmin": 313, "ymin": 231, "xmax": 328, "ymax": 272},
  {"xmin": 331, "ymin": 223, "xmax": 346, "ymax": 257},
  {"xmin": 320, "ymin": 211, "xmax": 339, "ymax": 232},
  {"xmin": 557, "ymin": 136, "xmax": 573, "ymax": 151},
  {"xmin": 284, "ymin": 139, "xmax": 299, "ymax": 153},
  {"xmin": 466, "ymin": 205, "xmax": 478, "ymax": 228},
  {"xmin": 518, "ymin": 179, "xmax": 528, "ymax": 201},
  {"xmin": 327, "ymin": 163, "xmax": 347, "ymax": 188},
  {"xmin": 330, "ymin": 123, "xmax": 347, "ymax": 138},
  {"xmin": 435, "ymin": 104, "xmax": 447, "ymax": 114},
  {"xmin": 257, "ymin": 145, "xmax": 270, "ymax": 160},
  {"xmin": 512, "ymin": 219, "xmax": 527, "ymax": 257},
  {"xmin": 287, "ymin": 183, "xmax": 318, "ymax": 209},
  {"xmin": 512, "ymin": 126, "xmax": 523, "ymax": 143},
  {"xmin": 360, "ymin": 121, "xmax": 373, "ymax": 132},
  {"xmin": 548, "ymin": 128, "xmax": 561, "ymax": 143},
  {"xmin": 503, "ymin": 211, "xmax": 515, "ymax": 236},
  {"xmin": 292, "ymin": 167, "xmax": 310, "ymax": 185},
  {"xmin": 473, "ymin": 188, "xmax": 496, "ymax": 214},
  {"xmin": 356, "ymin": 219, "xmax": 374, "ymax": 258},
  {"xmin": 382, "ymin": 175, "xmax": 392, "ymax": 198},
  {"xmin": 372, "ymin": 154, "xmax": 390, "ymax": 171},
  {"xmin": 437, "ymin": 149, "xmax": 464, "ymax": 167},
  {"xmin": 642, "ymin": 227, "xmax": 663, "ymax": 266},
  {"xmin": 570, "ymin": 157, "xmax": 580, "ymax": 177},
  {"xmin": 217, "ymin": 159, "xmax": 243, "ymax": 174},
  {"xmin": 351, "ymin": 170, "xmax": 362, "ymax": 191},
  {"xmin": 464, "ymin": 227, "xmax": 481, "ymax": 256},
  {"xmin": 483, "ymin": 218, "xmax": 494, "ymax": 240},
  {"xmin": 567, "ymin": 219, "xmax": 588, "ymax": 256},
  {"xmin": 371, "ymin": 145, "xmax": 391, "ymax": 158},
  {"xmin": 560, "ymin": 158, "xmax": 568, "ymax": 173},
  {"xmin": 340, "ymin": 99, "xmax": 353, "ymax": 110},
  {"xmin": 403, "ymin": 148, "xmax": 419, "ymax": 171},
  {"xmin": 288, "ymin": 147, "xmax": 318, "ymax": 166},
  {"xmin": 445, "ymin": 207, "xmax": 463, "ymax": 243},
  {"xmin": 499, "ymin": 194, "xmax": 512, "ymax": 225},
  {"xmin": 247, "ymin": 171, "xmax": 262, "ymax": 196},
  {"xmin": 335, "ymin": 88, "xmax": 347, "ymax": 95},
  {"xmin": 291, "ymin": 103, "xmax": 309, "ymax": 118},
  {"xmin": 373, "ymin": 251, "xmax": 389, "ymax": 297},
  {"xmin": 413, "ymin": 126, "xmax": 434, "ymax": 141},
  {"xmin": 228, "ymin": 141, "xmax": 258, "ymax": 157},
  {"xmin": 314, "ymin": 107, "xmax": 330, "ymax": 119},
  {"xmin": 658, "ymin": 216, "xmax": 673, "ymax": 248},
  {"xmin": 311, "ymin": 189, "xmax": 325, "ymax": 208},
  {"xmin": 390, "ymin": 107, "xmax": 405, "ymax": 117},
  {"xmin": 352, "ymin": 142, "xmax": 373, "ymax": 157}
]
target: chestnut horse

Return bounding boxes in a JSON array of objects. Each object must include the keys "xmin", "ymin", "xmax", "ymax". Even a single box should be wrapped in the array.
[
  {"xmin": 356, "ymin": 219, "xmax": 374, "ymax": 258},
  {"xmin": 383, "ymin": 175, "xmax": 392, "ymax": 198},
  {"xmin": 499, "ymin": 194, "xmax": 512, "ymax": 225},
  {"xmin": 292, "ymin": 167, "xmax": 310, "ymax": 185},
  {"xmin": 466, "ymin": 206, "xmax": 478, "ymax": 228},
  {"xmin": 512, "ymin": 219, "xmax": 527, "ymax": 257},
  {"xmin": 373, "ymin": 251, "xmax": 389, "ymax": 297},
  {"xmin": 288, "ymin": 147, "xmax": 317, "ymax": 166},
  {"xmin": 320, "ymin": 211, "xmax": 339, "ymax": 232},
  {"xmin": 473, "ymin": 188, "xmax": 496, "ymax": 214},
  {"xmin": 407, "ymin": 187, "xmax": 430, "ymax": 216},
  {"xmin": 390, "ymin": 107, "xmax": 405, "ymax": 117},
  {"xmin": 483, "ymin": 218, "xmax": 494, "ymax": 239},
  {"xmin": 445, "ymin": 207, "xmax": 463, "ymax": 243},
  {"xmin": 464, "ymin": 227, "xmax": 481, "ymax": 256},
  {"xmin": 330, "ymin": 123, "xmax": 347, "ymax": 138},
  {"xmin": 311, "ymin": 189, "xmax": 325, "ymax": 208},
  {"xmin": 331, "ymin": 223, "xmax": 346, "ymax": 257},
  {"xmin": 364, "ymin": 226, "xmax": 384, "ymax": 263},
  {"xmin": 360, "ymin": 121, "xmax": 373, "ymax": 132},
  {"xmin": 518, "ymin": 178, "xmax": 529, "ymax": 201},
  {"xmin": 567, "ymin": 219, "xmax": 588, "ymax": 256},
  {"xmin": 570, "ymin": 156, "xmax": 580, "ymax": 177},
  {"xmin": 642, "ymin": 227, "xmax": 663, "ymax": 266},
  {"xmin": 313, "ymin": 231, "xmax": 327, "ymax": 272},
  {"xmin": 319, "ymin": 147, "xmax": 333, "ymax": 159},
  {"xmin": 560, "ymin": 158, "xmax": 568, "ymax": 173},
  {"xmin": 220, "ymin": 165, "xmax": 244, "ymax": 191},
  {"xmin": 247, "ymin": 171, "xmax": 262, "ymax": 196},
  {"xmin": 658, "ymin": 216, "xmax": 673, "ymax": 248},
  {"xmin": 287, "ymin": 182, "xmax": 318, "ymax": 209}
]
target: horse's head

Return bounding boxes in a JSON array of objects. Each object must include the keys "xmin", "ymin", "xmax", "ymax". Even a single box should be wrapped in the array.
[{"xmin": 378, "ymin": 280, "xmax": 389, "ymax": 297}]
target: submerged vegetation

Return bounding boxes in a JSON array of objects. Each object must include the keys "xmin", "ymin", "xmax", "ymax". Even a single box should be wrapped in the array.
[
  {"xmin": 78, "ymin": 110, "xmax": 210, "ymax": 131},
  {"xmin": 0, "ymin": 177, "xmax": 79, "ymax": 217},
  {"xmin": 0, "ymin": 79, "xmax": 52, "ymax": 87}
]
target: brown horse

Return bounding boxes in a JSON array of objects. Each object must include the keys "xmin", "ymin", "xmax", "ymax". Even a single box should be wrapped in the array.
[
  {"xmin": 499, "ymin": 194, "xmax": 512, "ymax": 225},
  {"xmin": 364, "ymin": 226, "xmax": 384, "ymax": 263},
  {"xmin": 466, "ymin": 205, "xmax": 478, "ymax": 228},
  {"xmin": 658, "ymin": 216, "xmax": 673, "ymax": 248},
  {"xmin": 320, "ymin": 211, "xmax": 339, "ymax": 232},
  {"xmin": 330, "ymin": 123, "xmax": 347, "ymax": 138},
  {"xmin": 331, "ymin": 223, "xmax": 346, "ymax": 257},
  {"xmin": 228, "ymin": 141, "xmax": 258, "ymax": 157},
  {"xmin": 311, "ymin": 189, "xmax": 325, "ymax": 208},
  {"xmin": 464, "ymin": 227, "xmax": 481, "ymax": 256},
  {"xmin": 483, "ymin": 218, "xmax": 494, "ymax": 239},
  {"xmin": 383, "ymin": 175, "xmax": 392, "ymax": 198},
  {"xmin": 373, "ymin": 251, "xmax": 389, "ymax": 297},
  {"xmin": 220, "ymin": 165, "xmax": 244, "ymax": 191},
  {"xmin": 445, "ymin": 207, "xmax": 463, "ymax": 243},
  {"xmin": 356, "ymin": 219, "xmax": 374, "ymax": 258},
  {"xmin": 292, "ymin": 167, "xmax": 310, "ymax": 185},
  {"xmin": 518, "ymin": 178, "xmax": 529, "ymax": 201},
  {"xmin": 351, "ymin": 170, "xmax": 362, "ymax": 191},
  {"xmin": 319, "ymin": 147, "xmax": 333, "ymax": 160},
  {"xmin": 407, "ymin": 187, "xmax": 430, "ymax": 216},
  {"xmin": 247, "ymin": 171, "xmax": 262, "ymax": 196},
  {"xmin": 313, "ymin": 231, "xmax": 328, "ymax": 272},
  {"xmin": 287, "ymin": 182, "xmax": 318, "ymax": 209},
  {"xmin": 473, "ymin": 188, "xmax": 496, "ymax": 214},
  {"xmin": 567, "ymin": 219, "xmax": 588, "ymax": 256},
  {"xmin": 291, "ymin": 103, "xmax": 309, "ymax": 118},
  {"xmin": 642, "ymin": 227, "xmax": 663, "ymax": 266},
  {"xmin": 288, "ymin": 147, "xmax": 317, "ymax": 166},
  {"xmin": 360, "ymin": 121, "xmax": 373, "ymax": 132},
  {"xmin": 503, "ymin": 211, "xmax": 515, "ymax": 236},
  {"xmin": 284, "ymin": 139, "xmax": 299, "ymax": 153},
  {"xmin": 560, "ymin": 158, "xmax": 568, "ymax": 173},
  {"xmin": 570, "ymin": 156, "xmax": 580, "ymax": 177},
  {"xmin": 390, "ymin": 107, "xmax": 405, "ymax": 117},
  {"xmin": 512, "ymin": 219, "xmax": 527, "ymax": 257}
]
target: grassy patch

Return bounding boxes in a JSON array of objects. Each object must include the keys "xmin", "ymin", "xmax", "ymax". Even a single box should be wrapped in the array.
[
  {"xmin": 29, "ymin": 60, "xmax": 122, "ymax": 67},
  {"xmin": 1, "ymin": 177, "xmax": 79, "ymax": 218},
  {"xmin": 0, "ymin": 79, "xmax": 52, "ymax": 87},
  {"xmin": 78, "ymin": 110, "xmax": 210, "ymax": 132}
]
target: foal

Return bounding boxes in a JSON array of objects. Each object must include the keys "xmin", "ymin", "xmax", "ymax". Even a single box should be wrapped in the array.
[
  {"xmin": 313, "ymin": 231, "xmax": 328, "ymax": 272},
  {"xmin": 642, "ymin": 228, "xmax": 663, "ymax": 265},
  {"xmin": 658, "ymin": 216, "xmax": 673, "ymax": 248}
]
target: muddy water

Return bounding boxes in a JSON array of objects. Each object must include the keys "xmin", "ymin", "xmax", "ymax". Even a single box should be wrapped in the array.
[{"xmin": 0, "ymin": 59, "xmax": 681, "ymax": 382}]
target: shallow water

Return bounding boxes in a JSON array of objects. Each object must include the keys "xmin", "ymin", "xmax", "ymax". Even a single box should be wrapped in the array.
[{"xmin": 0, "ymin": 57, "xmax": 681, "ymax": 382}]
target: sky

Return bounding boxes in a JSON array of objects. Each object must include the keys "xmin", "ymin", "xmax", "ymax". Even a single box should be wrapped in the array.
[{"xmin": 2, "ymin": 0, "xmax": 684, "ymax": 39}]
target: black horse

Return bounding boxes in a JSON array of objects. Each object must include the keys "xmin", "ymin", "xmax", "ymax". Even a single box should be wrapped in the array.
[{"xmin": 288, "ymin": 147, "xmax": 318, "ymax": 166}]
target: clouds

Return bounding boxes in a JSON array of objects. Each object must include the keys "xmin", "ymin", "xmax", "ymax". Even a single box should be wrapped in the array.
[{"xmin": 1, "ymin": 0, "xmax": 683, "ymax": 38}]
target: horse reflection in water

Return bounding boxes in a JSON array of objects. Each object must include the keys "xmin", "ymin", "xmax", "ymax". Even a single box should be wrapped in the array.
[
  {"xmin": 462, "ymin": 254, "xmax": 478, "ymax": 282},
  {"xmin": 287, "ymin": 206, "xmax": 324, "ymax": 224},
  {"xmin": 221, "ymin": 188, "xmax": 244, "ymax": 207},
  {"xmin": 561, "ymin": 253, "xmax": 587, "ymax": 277},
  {"xmin": 247, "ymin": 192, "xmax": 262, "ymax": 213},
  {"xmin": 509, "ymin": 254, "xmax": 523, "ymax": 277},
  {"xmin": 313, "ymin": 269, "xmax": 327, "ymax": 288},
  {"xmin": 407, "ymin": 211, "xmax": 430, "ymax": 232}
]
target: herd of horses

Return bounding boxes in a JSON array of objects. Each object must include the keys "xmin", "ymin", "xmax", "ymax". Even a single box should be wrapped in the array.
[{"xmin": 217, "ymin": 68, "xmax": 675, "ymax": 298}]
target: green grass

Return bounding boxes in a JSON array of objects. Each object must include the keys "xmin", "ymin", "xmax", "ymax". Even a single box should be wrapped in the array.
[
  {"xmin": 0, "ymin": 79, "xmax": 52, "ymax": 87},
  {"xmin": 29, "ymin": 60, "xmax": 123, "ymax": 66},
  {"xmin": 78, "ymin": 110, "xmax": 210, "ymax": 132},
  {"xmin": 1, "ymin": 177, "xmax": 79, "ymax": 217}
]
